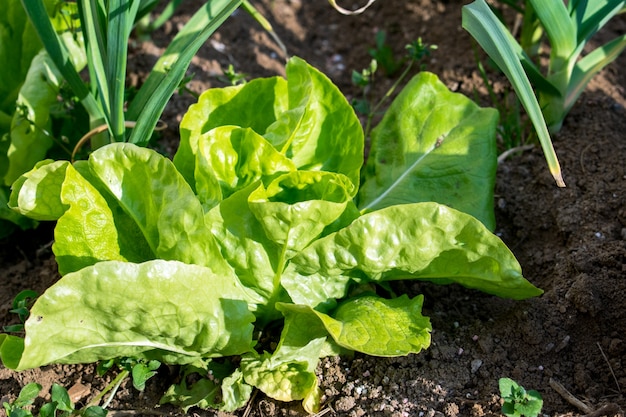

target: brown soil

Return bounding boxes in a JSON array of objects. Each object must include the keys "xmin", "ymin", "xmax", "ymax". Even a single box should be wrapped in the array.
[{"xmin": 2, "ymin": 1, "xmax": 625, "ymax": 416}]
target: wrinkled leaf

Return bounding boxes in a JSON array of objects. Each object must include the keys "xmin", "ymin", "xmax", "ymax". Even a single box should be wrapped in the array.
[
  {"xmin": 175, "ymin": 57, "xmax": 363, "ymax": 189},
  {"xmin": 279, "ymin": 295, "xmax": 431, "ymax": 357},
  {"xmin": 193, "ymin": 126, "xmax": 296, "ymax": 209},
  {"xmin": 88, "ymin": 143, "xmax": 228, "ymax": 271},
  {"xmin": 264, "ymin": 57, "xmax": 364, "ymax": 187},
  {"xmin": 249, "ymin": 171, "xmax": 355, "ymax": 254},
  {"xmin": 9, "ymin": 160, "xmax": 69, "ymax": 221},
  {"xmin": 288, "ymin": 203, "xmax": 542, "ymax": 302},
  {"xmin": 13, "ymin": 260, "xmax": 256, "ymax": 370},
  {"xmin": 240, "ymin": 337, "xmax": 324, "ymax": 413},
  {"xmin": 8, "ymin": 159, "xmax": 138, "ymax": 275},
  {"xmin": 359, "ymin": 72, "xmax": 499, "ymax": 229},
  {"xmin": 175, "ymin": 76, "xmax": 289, "ymax": 187},
  {"xmin": 205, "ymin": 183, "xmax": 282, "ymax": 307}
]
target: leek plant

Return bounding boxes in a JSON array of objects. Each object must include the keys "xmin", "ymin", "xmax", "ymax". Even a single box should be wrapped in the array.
[
  {"xmin": 463, "ymin": 0, "xmax": 626, "ymax": 187},
  {"xmin": 21, "ymin": 0, "xmax": 244, "ymax": 148}
]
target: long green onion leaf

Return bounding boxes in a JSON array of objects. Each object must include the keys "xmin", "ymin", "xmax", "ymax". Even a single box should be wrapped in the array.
[
  {"xmin": 126, "ymin": 0, "xmax": 244, "ymax": 145},
  {"xmin": 463, "ymin": 0, "xmax": 565, "ymax": 187},
  {"xmin": 20, "ymin": 0, "xmax": 103, "ymax": 120}
]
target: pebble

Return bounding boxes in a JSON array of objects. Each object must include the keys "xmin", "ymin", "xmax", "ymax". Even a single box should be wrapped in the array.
[{"xmin": 470, "ymin": 359, "xmax": 483, "ymax": 374}]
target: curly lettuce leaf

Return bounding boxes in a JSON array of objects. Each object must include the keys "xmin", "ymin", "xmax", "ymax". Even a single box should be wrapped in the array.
[
  {"xmin": 205, "ymin": 171, "xmax": 355, "ymax": 321},
  {"xmin": 240, "ymin": 337, "xmax": 324, "ymax": 414},
  {"xmin": 286, "ymin": 202, "xmax": 542, "ymax": 304},
  {"xmin": 264, "ymin": 57, "xmax": 364, "ymax": 187},
  {"xmin": 279, "ymin": 294, "xmax": 432, "ymax": 357},
  {"xmin": 88, "ymin": 143, "xmax": 227, "ymax": 270},
  {"xmin": 249, "ymin": 171, "xmax": 356, "ymax": 254},
  {"xmin": 9, "ymin": 159, "xmax": 69, "ymax": 221},
  {"xmin": 175, "ymin": 57, "xmax": 363, "ymax": 192},
  {"xmin": 9, "ymin": 260, "xmax": 257, "ymax": 370},
  {"xmin": 175, "ymin": 76, "xmax": 289, "ymax": 188},
  {"xmin": 359, "ymin": 72, "xmax": 499, "ymax": 230},
  {"xmin": 193, "ymin": 126, "xmax": 296, "ymax": 210},
  {"xmin": 205, "ymin": 183, "xmax": 281, "ymax": 306}
]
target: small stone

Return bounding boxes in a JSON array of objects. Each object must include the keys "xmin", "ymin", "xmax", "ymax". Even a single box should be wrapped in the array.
[{"xmin": 470, "ymin": 359, "xmax": 483, "ymax": 374}]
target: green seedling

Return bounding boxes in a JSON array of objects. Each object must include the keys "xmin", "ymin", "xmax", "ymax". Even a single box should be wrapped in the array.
[
  {"xmin": 2, "ymin": 290, "xmax": 38, "ymax": 333},
  {"xmin": 369, "ymin": 30, "xmax": 404, "ymax": 76},
  {"xmin": 463, "ymin": 0, "xmax": 626, "ymax": 187},
  {"xmin": 353, "ymin": 37, "xmax": 436, "ymax": 139},
  {"xmin": 499, "ymin": 377, "xmax": 543, "ymax": 417},
  {"xmin": 218, "ymin": 64, "xmax": 249, "ymax": 86},
  {"xmin": 2, "ymin": 382, "xmax": 107, "ymax": 417}
]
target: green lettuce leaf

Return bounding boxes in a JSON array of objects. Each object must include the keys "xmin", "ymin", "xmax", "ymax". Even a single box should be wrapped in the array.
[
  {"xmin": 249, "ymin": 171, "xmax": 355, "ymax": 254},
  {"xmin": 240, "ymin": 337, "xmax": 324, "ymax": 413},
  {"xmin": 11, "ymin": 260, "xmax": 256, "ymax": 370},
  {"xmin": 287, "ymin": 202, "xmax": 542, "ymax": 303},
  {"xmin": 9, "ymin": 159, "xmax": 69, "ymax": 221},
  {"xmin": 264, "ymin": 57, "xmax": 364, "ymax": 187},
  {"xmin": 193, "ymin": 126, "xmax": 296, "ymax": 210},
  {"xmin": 359, "ymin": 72, "xmax": 499, "ymax": 230},
  {"xmin": 160, "ymin": 360, "xmax": 251, "ymax": 412},
  {"xmin": 205, "ymin": 183, "xmax": 281, "ymax": 305},
  {"xmin": 88, "ymin": 143, "xmax": 227, "ymax": 270},
  {"xmin": 279, "ymin": 294, "xmax": 431, "ymax": 357},
  {"xmin": 174, "ymin": 57, "xmax": 363, "ymax": 190},
  {"xmin": 9, "ymin": 159, "xmax": 147, "ymax": 274},
  {"xmin": 175, "ymin": 76, "xmax": 289, "ymax": 187}
]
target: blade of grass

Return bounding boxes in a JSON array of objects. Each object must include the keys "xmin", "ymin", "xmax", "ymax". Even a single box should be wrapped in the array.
[
  {"xmin": 575, "ymin": 1, "xmax": 626, "ymax": 52},
  {"xmin": 463, "ymin": 0, "xmax": 565, "ymax": 187},
  {"xmin": 126, "ymin": 0, "xmax": 244, "ymax": 145},
  {"xmin": 147, "ymin": 0, "xmax": 184, "ymax": 32}
]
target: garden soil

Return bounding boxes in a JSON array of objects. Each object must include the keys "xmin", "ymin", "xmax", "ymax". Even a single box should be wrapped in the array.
[{"xmin": 1, "ymin": 1, "xmax": 625, "ymax": 416}]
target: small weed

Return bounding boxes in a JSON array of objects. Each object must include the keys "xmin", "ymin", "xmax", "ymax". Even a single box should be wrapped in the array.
[
  {"xmin": 499, "ymin": 377, "xmax": 543, "ymax": 417},
  {"xmin": 369, "ymin": 30, "xmax": 404, "ymax": 77},
  {"xmin": 2, "ymin": 290, "xmax": 38, "ymax": 333},
  {"xmin": 2, "ymin": 382, "xmax": 107, "ymax": 417},
  {"xmin": 218, "ymin": 64, "xmax": 248, "ymax": 86},
  {"xmin": 352, "ymin": 36, "xmax": 436, "ymax": 139}
]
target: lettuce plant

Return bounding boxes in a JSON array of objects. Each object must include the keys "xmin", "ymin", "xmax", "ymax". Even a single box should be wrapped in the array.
[{"xmin": 0, "ymin": 58, "xmax": 542, "ymax": 413}]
